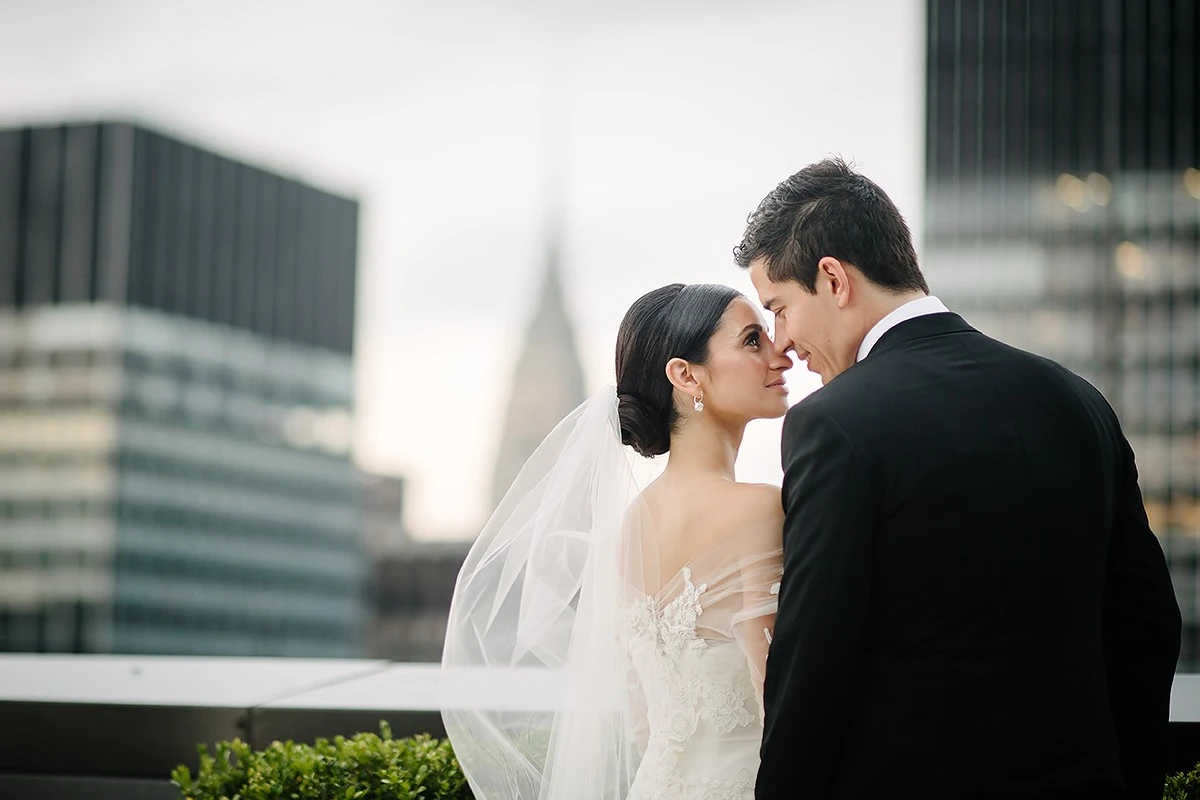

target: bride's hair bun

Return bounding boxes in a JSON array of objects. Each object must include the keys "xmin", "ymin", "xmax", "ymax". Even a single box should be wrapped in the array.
[
  {"xmin": 614, "ymin": 283, "xmax": 742, "ymax": 458},
  {"xmin": 617, "ymin": 391, "xmax": 669, "ymax": 457}
]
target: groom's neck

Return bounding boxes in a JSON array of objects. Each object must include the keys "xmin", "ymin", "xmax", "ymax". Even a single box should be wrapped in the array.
[
  {"xmin": 862, "ymin": 288, "xmax": 929, "ymax": 329},
  {"xmin": 850, "ymin": 287, "xmax": 929, "ymax": 356}
]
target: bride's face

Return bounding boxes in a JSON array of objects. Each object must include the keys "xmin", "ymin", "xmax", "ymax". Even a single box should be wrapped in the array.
[{"xmin": 693, "ymin": 298, "xmax": 792, "ymax": 422}]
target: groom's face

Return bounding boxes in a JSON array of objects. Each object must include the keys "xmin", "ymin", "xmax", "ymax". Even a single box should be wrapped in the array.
[{"xmin": 748, "ymin": 259, "xmax": 851, "ymax": 385}]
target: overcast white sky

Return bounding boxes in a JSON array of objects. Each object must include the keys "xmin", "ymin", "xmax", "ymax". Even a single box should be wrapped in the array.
[{"xmin": 0, "ymin": 0, "xmax": 925, "ymax": 538}]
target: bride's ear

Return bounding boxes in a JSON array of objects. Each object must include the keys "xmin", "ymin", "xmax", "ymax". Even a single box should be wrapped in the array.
[{"xmin": 665, "ymin": 357, "xmax": 701, "ymax": 397}]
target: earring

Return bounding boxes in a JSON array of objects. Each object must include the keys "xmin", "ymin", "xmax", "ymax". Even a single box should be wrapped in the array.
[{"xmin": 693, "ymin": 395, "xmax": 704, "ymax": 413}]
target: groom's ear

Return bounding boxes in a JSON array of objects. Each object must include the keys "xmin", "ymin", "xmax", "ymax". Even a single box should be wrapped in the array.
[
  {"xmin": 665, "ymin": 357, "xmax": 701, "ymax": 395},
  {"xmin": 818, "ymin": 256, "xmax": 853, "ymax": 309}
]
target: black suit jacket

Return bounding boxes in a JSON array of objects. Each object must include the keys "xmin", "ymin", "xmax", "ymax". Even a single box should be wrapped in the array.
[{"xmin": 756, "ymin": 313, "xmax": 1181, "ymax": 800}]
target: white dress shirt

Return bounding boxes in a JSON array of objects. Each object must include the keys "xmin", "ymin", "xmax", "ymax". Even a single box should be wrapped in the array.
[{"xmin": 856, "ymin": 295, "xmax": 951, "ymax": 362}]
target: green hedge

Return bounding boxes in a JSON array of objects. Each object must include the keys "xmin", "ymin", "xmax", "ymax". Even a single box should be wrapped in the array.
[
  {"xmin": 1166, "ymin": 762, "xmax": 1200, "ymax": 800},
  {"xmin": 173, "ymin": 726, "xmax": 1200, "ymax": 800},
  {"xmin": 171, "ymin": 722, "xmax": 472, "ymax": 800}
]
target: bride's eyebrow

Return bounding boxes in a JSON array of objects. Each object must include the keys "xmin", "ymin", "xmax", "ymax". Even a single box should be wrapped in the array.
[{"xmin": 737, "ymin": 323, "xmax": 764, "ymax": 338}]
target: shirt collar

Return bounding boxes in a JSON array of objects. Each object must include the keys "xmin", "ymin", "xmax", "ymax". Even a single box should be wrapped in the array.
[{"xmin": 856, "ymin": 295, "xmax": 950, "ymax": 362}]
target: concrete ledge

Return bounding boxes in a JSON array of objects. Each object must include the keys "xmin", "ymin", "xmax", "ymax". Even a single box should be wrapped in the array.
[{"xmin": 1, "ymin": 654, "xmax": 1198, "ymax": 796}]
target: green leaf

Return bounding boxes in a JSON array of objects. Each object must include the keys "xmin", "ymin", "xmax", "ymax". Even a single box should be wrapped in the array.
[{"xmin": 171, "ymin": 724, "xmax": 474, "ymax": 800}]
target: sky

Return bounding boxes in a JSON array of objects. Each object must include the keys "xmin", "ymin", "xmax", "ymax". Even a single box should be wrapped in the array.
[{"xmin": 0, "ymin": 0, "xmax": 925, "ymax": 538}]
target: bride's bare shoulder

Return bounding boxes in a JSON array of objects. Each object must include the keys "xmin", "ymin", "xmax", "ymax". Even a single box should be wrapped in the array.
[
  {"xmin": 692, "ymin": 482, "xmax": 782, "ymax": 553},
  {"xmin": 632, "ymin": 480, "xmax": 781, "ymax": 578},
  {"xmin": 639, "ymin": 478, "xmax": 779, "ymax": 520},
  {"xmin": 714, "ymin": 482, "xmax": 783, "ymax": 523},
  {"xmin": 632, "ymin": 477, "xmax": 781, "ymax": 546}
]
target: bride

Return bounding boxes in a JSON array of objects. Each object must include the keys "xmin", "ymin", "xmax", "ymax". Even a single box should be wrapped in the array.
[{"xmin": 442, "ymin": 283, "xmax": 792, "ymax": 800}]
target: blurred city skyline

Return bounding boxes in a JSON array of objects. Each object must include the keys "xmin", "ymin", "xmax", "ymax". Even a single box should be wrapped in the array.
[{"xmin": 0, "ymin": 0, "xmax": 925, "ymax": 537}]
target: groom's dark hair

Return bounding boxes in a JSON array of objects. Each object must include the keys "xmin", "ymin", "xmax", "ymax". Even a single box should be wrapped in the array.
[{"xmin": 734, "ymin": 157, "xmax": 929, "ymax": 294}]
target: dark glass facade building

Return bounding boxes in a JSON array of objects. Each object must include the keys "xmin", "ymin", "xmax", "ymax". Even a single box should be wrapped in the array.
[
  {"xmin": 924, "ymin": 1, "xmax": 1199, "ymax": 664},
  {"xmin": 0, "ymin": 122, "xmax": 366, "ymax": 656},
  {"xmin": 360, "ymin": 473, "xmax": 468, "ymax": 663},
  {"xmin": 0, "ymin": 122, "xmax": 357, "ymax": 352},
  {"xmin": 368, "ymin": 542, "xmax": 469, "ymax": 663}
]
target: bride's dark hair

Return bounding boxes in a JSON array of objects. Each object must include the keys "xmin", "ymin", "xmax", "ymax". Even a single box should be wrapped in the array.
[{"xmin": 615, "ymin": 283, "xmax": 742, "ymax": 457}]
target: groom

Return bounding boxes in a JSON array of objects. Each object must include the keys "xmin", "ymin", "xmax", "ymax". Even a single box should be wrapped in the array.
[{"xmin": 737, "ymin": 158, "xmax": 1182, "ymax": 799}]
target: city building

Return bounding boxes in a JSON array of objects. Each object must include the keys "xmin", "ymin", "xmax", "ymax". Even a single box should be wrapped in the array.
[
  {"xmin": 367, "ymin": 538, "xmax": 469, "ymax": 663},
  {"xmin": 923, "ymin": 0, "xmax": 1199, "ymax": 663},
  {"xmin": 360, "ymin": 471, "xmax": 467, "ymax": 662},
  {"xmin": 490, "ymin": 230, "xmax": 587, "ymax": 510},
  {"xmin": 0, "ymin": 121, "xmax": 366, "ymax": 656},
  {"xmin": 369, "ymin": 210, "xmax": 591, "ymax": 662}
]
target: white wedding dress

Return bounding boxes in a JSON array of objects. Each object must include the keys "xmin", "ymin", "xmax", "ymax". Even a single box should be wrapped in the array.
[
  {"xmin": 441, "ymin": 389, "xmax": 783, "ymax": 800},
  {"xmin": 624, "ymin": 541, "xmax": 782, "ymax": 800}
]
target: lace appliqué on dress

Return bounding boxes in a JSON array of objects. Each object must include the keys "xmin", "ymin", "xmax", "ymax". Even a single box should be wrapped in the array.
[
  {"xmin": 763, "ymin": 585, "xmax": 782, "ymax": 647},
  {"xmin": 626, "ymin": 568, "xmax": 758, "ymax": 800},
  {"xmin": 698, "ymin": 768, "xmax": 755, "ymax": 800},
  {"xmin": 764, "ymin": 581, "xmax": 781, "ymax": 645}
]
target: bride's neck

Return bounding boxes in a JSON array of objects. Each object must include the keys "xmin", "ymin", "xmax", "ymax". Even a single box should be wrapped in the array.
[{"xmin": 664, "ymin": 416, "xmax": 743, "ymax": 482}]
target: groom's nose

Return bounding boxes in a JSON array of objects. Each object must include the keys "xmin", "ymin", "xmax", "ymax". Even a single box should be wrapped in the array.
[{"xmin": 773, "ymin": 331, "xmax": 794, "ymax": 358}]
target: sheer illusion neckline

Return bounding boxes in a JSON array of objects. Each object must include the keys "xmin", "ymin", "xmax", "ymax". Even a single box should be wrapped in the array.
[{"xmin": 647, "ymin": 543, "xmax": 784, "ymax": 601}]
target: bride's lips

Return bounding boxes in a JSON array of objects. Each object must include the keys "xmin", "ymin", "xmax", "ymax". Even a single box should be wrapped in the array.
[{"xmin": 767, "ymin": 378, "xmax": 788, "ymax": 393}]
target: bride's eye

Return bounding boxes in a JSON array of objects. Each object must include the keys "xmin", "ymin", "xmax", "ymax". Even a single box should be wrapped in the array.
[{"xmin": 745, "ymin": 332, "xmax": 761, "ymax": 349}]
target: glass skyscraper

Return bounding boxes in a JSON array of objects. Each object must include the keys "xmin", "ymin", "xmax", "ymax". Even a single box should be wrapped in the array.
[
  {"xmin": 0, "ymin": 121, "xmax": 366, "ymax": 656},
  {"xmin": 923, "ymin": 0, "xmax": 1199, "ymax": 664}
]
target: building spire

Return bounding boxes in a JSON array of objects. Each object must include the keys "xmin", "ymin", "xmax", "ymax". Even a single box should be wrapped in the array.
[{"xmin": 488, "ymin": 38, "xmax": 587, "ymax": 513}]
